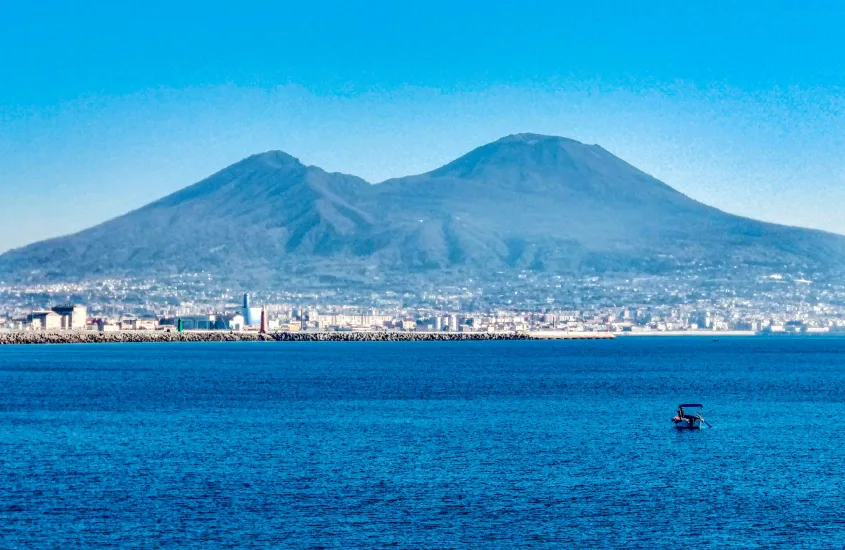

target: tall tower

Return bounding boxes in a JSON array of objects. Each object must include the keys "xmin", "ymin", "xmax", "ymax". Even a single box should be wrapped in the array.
[
  {"xmin": 243, "ymin": 293, "xmax": 252, "ymax": 326},
  {"xmin": 259, "ymin": 307, "xmax": 268, "ymax": 334}
]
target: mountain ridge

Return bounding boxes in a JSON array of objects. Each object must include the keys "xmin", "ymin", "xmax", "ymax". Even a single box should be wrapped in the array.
[{"xmin": 2, "ymin": 134, "xmax": 844, "ymax": 286}]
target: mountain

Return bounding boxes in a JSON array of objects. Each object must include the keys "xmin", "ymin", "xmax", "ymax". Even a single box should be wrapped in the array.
[{"xmin": 2, "ymin": 133, "xmax": 845, "ymax": 286}]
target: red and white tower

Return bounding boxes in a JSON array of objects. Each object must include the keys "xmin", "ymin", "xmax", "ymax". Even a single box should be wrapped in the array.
[{"xmin": 259, "ymin": 307, "xmax": 268, "ymax": 334}]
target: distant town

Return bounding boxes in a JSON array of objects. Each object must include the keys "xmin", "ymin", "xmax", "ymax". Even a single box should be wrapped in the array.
[{"xmin": 2, "ymin": 268, "xmax": 845, "ymax": 336}]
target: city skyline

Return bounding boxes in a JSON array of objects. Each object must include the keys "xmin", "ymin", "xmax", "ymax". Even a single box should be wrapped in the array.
[{"xmin": 4, "ymin": 2, "xmax": 845, "ymax": 252}]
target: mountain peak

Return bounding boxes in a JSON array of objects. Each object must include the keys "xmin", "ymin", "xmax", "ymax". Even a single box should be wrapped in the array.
[
  {"xmin": 494, "ymin": 133, "xmax": 585, "ymax": 146},
  {"xmin": 210, "ymin": 149, "xmax": 306, "ymax": 184},
  {"xmin": 427, "ymin": 133, "xmax": 604, "ymax": 181},
  {"xmin": 236, "ymin": 150, "xmax": 303, "ymax": 169}
]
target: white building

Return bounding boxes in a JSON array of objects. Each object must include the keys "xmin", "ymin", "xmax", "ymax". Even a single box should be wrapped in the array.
[
  {"xmin": 28, "ymin": 311, "xmax": 62, "ymax": 331},
  {"xmin": 51, "ymin": 305, "xmax": 88, "ymax": 330}
]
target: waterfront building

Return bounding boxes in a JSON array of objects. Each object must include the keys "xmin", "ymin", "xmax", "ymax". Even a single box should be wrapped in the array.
[
  {"xmin": 172, "ymin": 314, "xmax": 246, "ymax": 331},
  {"xmin": 178, "ymin": 315, "xmax": 214, "ymax": 330},
  {"xmin": 241, "ymin": 294, "xmax": 262, "ymax": 326},
  {"xmin": 218, "ymin": 314, "xmax": 245, "ymax": 331},
  {"xmin": 51, "ymin": 304, "xmax": 88, "ymax": 330},
  {"xmin": 27, "ymin": 311, "xmax": 61, "ymax": 331},
  {"xmin": 242, "ymin": 294, "xmax": 252, "ymax": 325},
  {"xmin": 119, "ymin": 317, "xmax": 159, "ymax": 331},
  {"xmin": 315, "ymin": 313, "xmax": 392, "ymax": 329},
  {"xmin": 98, "ymin": 321, "xmax": 120, "ymax": 332}
]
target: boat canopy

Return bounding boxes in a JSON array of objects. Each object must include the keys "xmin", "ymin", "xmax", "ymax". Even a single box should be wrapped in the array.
[{"xmin": 678, "ymin": 403, "xmax": 703, "ymax": 408}]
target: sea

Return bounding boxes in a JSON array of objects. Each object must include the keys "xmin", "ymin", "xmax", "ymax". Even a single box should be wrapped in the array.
[{"xmin": 1, "ymin": 337, "xmax": 844, "ymax": 548}]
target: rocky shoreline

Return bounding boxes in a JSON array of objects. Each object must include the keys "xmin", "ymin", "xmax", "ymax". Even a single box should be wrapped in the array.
[{"xmin": 0, "ymin": 330, "xmax": 614, "ymax": 345}]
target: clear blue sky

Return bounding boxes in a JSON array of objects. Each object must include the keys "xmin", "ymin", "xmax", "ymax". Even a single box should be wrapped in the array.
[{"xmin": 3, "ymin": 1, "xmax": 845, "ymax": 252}]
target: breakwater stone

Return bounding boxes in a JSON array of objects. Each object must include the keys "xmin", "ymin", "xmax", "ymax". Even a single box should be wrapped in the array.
[{"xmin": 0, "ymin": 330, "xmax": 613, "ymax": 345}]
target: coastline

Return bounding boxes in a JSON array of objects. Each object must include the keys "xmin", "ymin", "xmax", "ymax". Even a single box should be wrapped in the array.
[
  {"xmin": 1, "ymin": 329, "xmax": 832, "ymax": 345},
  {"xmin": 616, "ymin": 330, "xmax": 758, "ymax": 337},
  {"xmin": 0, "ymin": 330, "xmax": 616, "ymax": 345}
]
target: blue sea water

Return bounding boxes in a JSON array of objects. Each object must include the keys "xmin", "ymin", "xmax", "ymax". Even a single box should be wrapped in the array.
[{"xmin": 1, "ymin": 338, "xmax": 844, "ymax": 548}]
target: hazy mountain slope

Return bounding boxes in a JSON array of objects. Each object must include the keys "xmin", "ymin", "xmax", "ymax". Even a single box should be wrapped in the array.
[
  {"xmin": 369, "ymin": 133, "xmax": 845, "ymax": 271},
  {"xmin": 370, "ymin": 134, "xmax": 697, "ymax": 258},
  {"xmin": 0, "ymin": 151, "xmax": 375, "ymax": 280},
  {"xmin": 1, "ymin": 133, "xmax": 844, "ymax": 284}
]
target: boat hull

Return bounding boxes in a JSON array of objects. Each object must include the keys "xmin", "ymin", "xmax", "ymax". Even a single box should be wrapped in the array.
[{"xmin": 672, "ymin": 416, "xmax": 702, "ymax": 430}]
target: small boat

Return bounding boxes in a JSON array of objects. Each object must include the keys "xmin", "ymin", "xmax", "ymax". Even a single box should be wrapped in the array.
[{"xmin": 672, "ymin": 403, "xmax": 709, "ymax": 430}]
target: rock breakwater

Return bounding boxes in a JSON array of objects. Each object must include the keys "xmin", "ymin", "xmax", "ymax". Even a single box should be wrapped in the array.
[{"xmin": 0, "ymin": 330, "xmax": 614, "ymax": 345}]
